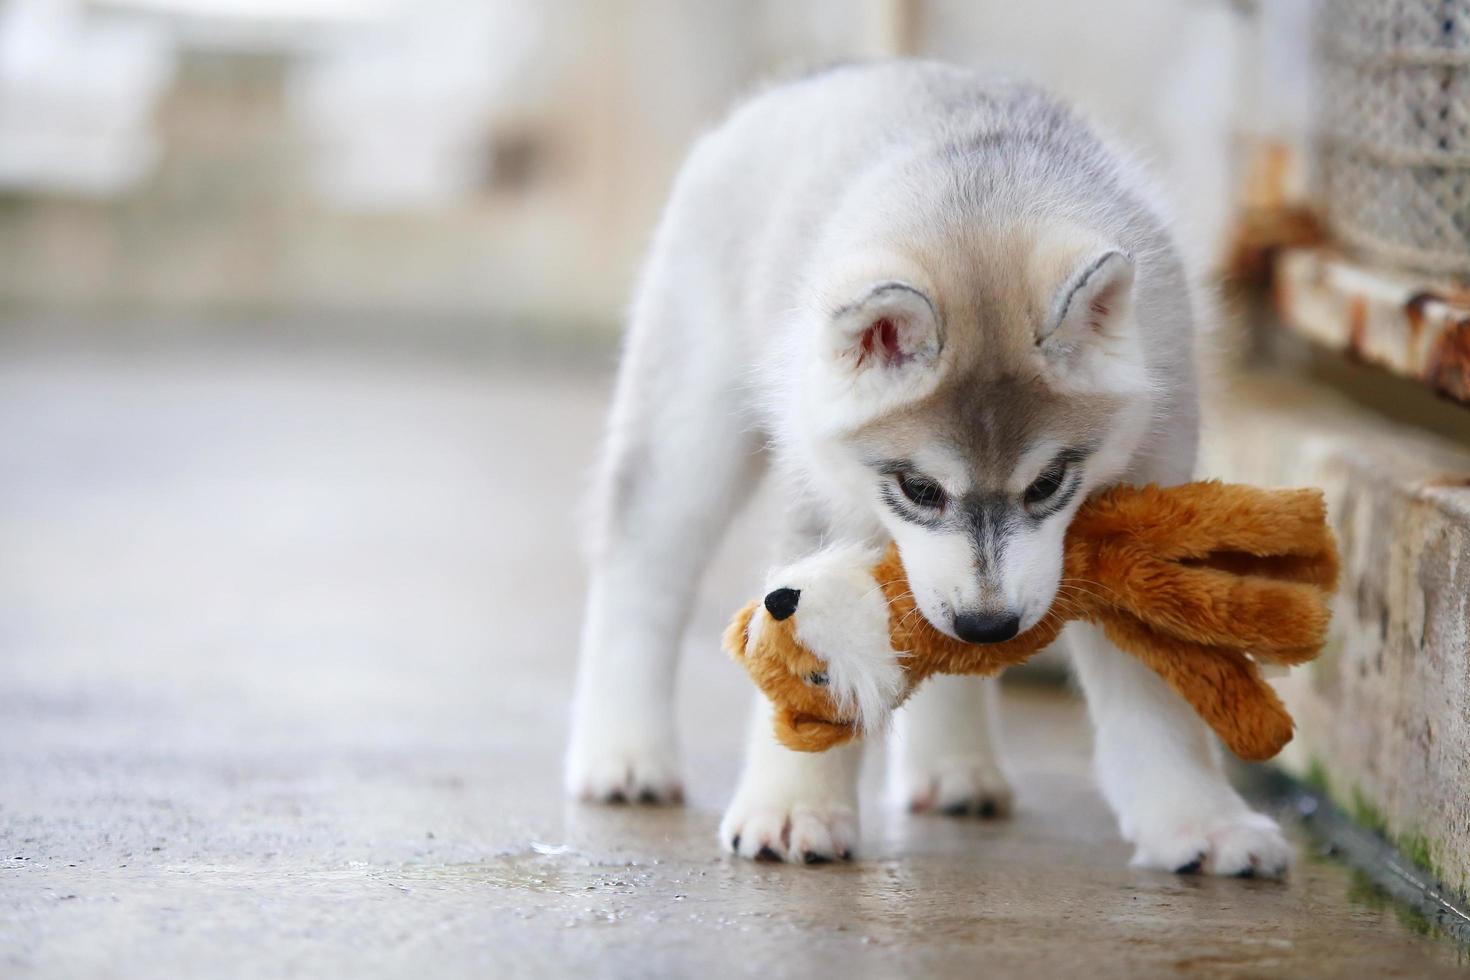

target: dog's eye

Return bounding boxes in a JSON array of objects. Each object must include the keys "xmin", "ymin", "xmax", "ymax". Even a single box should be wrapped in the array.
[
  {"xmin": 806, "ymin": 671, "xmax": 828, "ymax": 687},
  {"xmin": 1024, "ymin": 461, "xmax": 1067, "ymax": 506},
  {"xmin": 897, "ymin": 471, "xmax": 946, "ymax": 508}
]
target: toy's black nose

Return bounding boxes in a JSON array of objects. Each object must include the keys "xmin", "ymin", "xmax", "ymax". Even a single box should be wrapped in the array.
[
  {"xmin": 953, "ymin": 610, "xmax": 1020, "ymax": 644},
  {"xmin": 764, "ymin": 588, "xmax": 801, "ymax": 621}
]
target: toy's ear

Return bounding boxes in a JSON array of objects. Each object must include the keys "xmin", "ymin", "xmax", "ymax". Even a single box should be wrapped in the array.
[
  {"xmin": 723, "ymin": 602, "xmax": 758, "ymax": 660},
  {"xmin": 773, "ymin": 707, "xmax": 857, "ymax": 753}
]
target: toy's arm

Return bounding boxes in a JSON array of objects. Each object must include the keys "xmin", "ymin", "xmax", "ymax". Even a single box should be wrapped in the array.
[
  {"xmin": 1095, "ymin": 551, "xmax": 1334, "ymax": 665},
  {"xmin": 1075, "ymin": 483, "xmax": 1336, "ymax": 564}
]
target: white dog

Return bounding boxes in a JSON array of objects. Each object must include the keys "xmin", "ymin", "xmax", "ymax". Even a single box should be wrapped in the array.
[{"xmin": 566, "ymin": 61, "xmax": 1291, "ymax": 877}]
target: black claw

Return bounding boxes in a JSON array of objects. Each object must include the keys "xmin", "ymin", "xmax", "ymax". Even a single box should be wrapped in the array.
[
  {"xmin": 1174, "ymin": 855, "xmax": 1205, "ymax": 875},
  {"xmin": 730, "ymin": 835, "xmax": 741, "ymax": 852},
  {"xmin": 802, "ymin": 851, "xmax": 832, "ymax": 865},
  {"xmin": 940, "ymin": 801, "xmax": 972, "ymax": 817},
  {"xmin": 1234, "ymin": 867, "xmax": 1257, "ymax": 879},
  {"xmin": 755, "ymin": 845, "xmax": 782, "ymax": 862},
  {"xmin": 636, "ymin": 788, "xmax": 659, "ymax": 804},
  {"xmin": 839, "ymin": 849, "xmax": 854, "ymax": 861},
  {"xmin": 606, "ymin": 789, "xmax": 628, "ymax": 804},
  {"xmin": 978, "ymin": 800, "xmax": 998, "ymax": 819}
]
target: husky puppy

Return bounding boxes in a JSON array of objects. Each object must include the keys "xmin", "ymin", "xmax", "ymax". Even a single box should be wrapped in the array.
[{"xmin": 566, "ymin": 61, "xmax": 1291, "ymax": 876}]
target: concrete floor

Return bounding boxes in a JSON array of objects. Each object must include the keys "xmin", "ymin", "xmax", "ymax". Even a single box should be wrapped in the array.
[{"xmin": 1, "ymin": 338, "xmax": 1466, "ymax": 978}]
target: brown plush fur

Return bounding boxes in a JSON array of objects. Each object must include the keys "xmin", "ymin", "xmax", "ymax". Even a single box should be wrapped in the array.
[{"xmin": 726, "ymin": 481, "xmax": 1339, "ymax": 760}]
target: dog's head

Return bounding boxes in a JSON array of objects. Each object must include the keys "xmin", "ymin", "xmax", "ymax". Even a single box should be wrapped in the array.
[
  {"xmin": 724, "ymin": 546, "xmax": 907, "ymax": 751},
  {"xmin": 798, "ymin": 215, "xmax": 1158, "ymax": 642}
]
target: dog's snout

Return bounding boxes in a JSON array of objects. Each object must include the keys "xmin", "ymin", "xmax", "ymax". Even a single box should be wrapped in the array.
[
  {"xmin": 952, "ymin": 610, "xmax": 1021, "ymax": 644},
  {"xmin": 764, "ymin": 587, "xmax": 801, "ymax": 621}
]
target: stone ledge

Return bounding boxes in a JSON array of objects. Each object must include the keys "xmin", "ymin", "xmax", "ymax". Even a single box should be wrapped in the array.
[
  {"xmin": 1274, "ymin": 247, "xmax": 1470, "ymax": 405},
  {"xmin": 1204, "ymin": 371, "xmax": 1470, "ymax": 897}
]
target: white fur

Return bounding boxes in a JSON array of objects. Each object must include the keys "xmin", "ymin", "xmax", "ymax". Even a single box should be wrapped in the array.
[
  {"xmin": 719, "ymin": 696, "xmax": 862, "ymax": 862},
  {"xmin": 808, "ymin": 270, "xmax": 948, "ymax": 433},
  {"xmin": 756, "ymin": 545, "xmax": 906, "ymax": 733},
  {"xmin": 893, "ymin": 675, "xmax": 1014, "ymax": 817},
  {"xmin": 567, "ymin": 60, "xmax": 1291, "ymax": 875},
  {"xmin": 1070, "ymin": 621, "xmax": 1291, "ymax": 875}
]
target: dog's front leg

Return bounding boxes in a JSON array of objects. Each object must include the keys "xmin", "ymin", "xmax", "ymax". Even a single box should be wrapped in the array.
[
  {"xmin": 720, "ymin": 694, "xmax": 863, "ymax": 863},
  {"xmin": 1069, "ymin": 621, "xmax": 1292, "ymax": 876},
  {"xmin": 721, "ymin": 501, "xmax": 867, "ymax": 863}
]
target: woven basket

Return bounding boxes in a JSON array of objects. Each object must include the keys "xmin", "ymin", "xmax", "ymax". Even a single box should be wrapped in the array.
[{"xmin": 1317, "ymin": 0, "xmax": 1470, "ymax": 280}]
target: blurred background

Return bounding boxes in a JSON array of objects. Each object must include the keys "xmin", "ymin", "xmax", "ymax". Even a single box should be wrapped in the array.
[
  {"xmin": 0, "ymin": 0, "xmax": 1314, "ymax": 339},
  {"xmin": 5, "ymin": 2, "xmax": 1470, "ymax": 974}
]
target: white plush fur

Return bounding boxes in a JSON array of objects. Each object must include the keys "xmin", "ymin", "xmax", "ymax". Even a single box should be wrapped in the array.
[
  {"xmin": 566, "ymin": 60, "xmax": 1290, "ymax": 874},
  {"xmin": 754, "ymin": 545, "xmax": 906, "ymax": 733}
]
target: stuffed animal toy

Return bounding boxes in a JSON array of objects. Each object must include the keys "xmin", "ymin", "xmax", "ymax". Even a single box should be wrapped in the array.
[{"xmin": 725, "ymin": 481, "xmax": 1339, "ymax": 761}]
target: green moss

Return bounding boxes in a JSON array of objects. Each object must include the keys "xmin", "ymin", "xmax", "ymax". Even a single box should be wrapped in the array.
[
  {"xmin": 1396, "ymin": 832, "xmax": 1446, "ymax": 884},
  {"xmin": 1302, "ymin": 757, "xmax": 1333, "ymax": 796},
  {"xmin": 1297, "ymin": 766, "xmax": 1457, "ymax": 902},
  {"xmin": 1392, "ymin": 894, "xmax": 1439, "ymax": 939},
  {"xmin": 1346, "ymin": 871, "xmax": 1440, "ymax": 939},
  {"xmin": 1349, "ymin": 786, "xmax": 1389, "ymax": 835},
  {"xmin": 1339, "ymin": 785, "xmax": 1446, "ymax": 884}
]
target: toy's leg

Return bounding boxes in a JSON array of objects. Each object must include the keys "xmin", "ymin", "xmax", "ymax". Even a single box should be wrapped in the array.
[
  {"xmin": 720, "ymin": 693, "xmax": 864, "ymax": 863},
  {"xmin": 1069, "ymin": 621, "xmax": 1292, "ymax": 876},
  {"xmin": 564, "ymin": 310, "xmax": 764, "ymax": 804},
  {"xmin": 892, "ymin": 675, "xmax": 1013, "ymax": 818}
]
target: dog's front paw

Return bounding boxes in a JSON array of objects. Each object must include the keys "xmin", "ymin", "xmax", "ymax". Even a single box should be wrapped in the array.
[
  {"xmin": 902, "ymin": 758, "xmax": 1014, "ymax": 818},
  {"xmin": 565, "ymin": 715, "xmax": 683, "ymax": 805},
  {"xmin": 1130, "ymin": 809, "xmax": 1292, "ymax": 878},
  {"xmin": 719, "ymin": 786, "xmax": 857, "ymax": 864}
]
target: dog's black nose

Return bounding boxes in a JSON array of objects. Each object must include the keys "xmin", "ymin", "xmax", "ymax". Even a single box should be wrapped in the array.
[
  {"xmin": 953, "ymin": 611, "xmax": 1020, "ymax": 644},
  {"xmin": 764, "ymin": 588, "xmax": 801, "ymax": 621}
]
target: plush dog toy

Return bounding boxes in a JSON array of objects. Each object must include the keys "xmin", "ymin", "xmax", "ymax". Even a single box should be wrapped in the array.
[{"xmin": 725, "ymin": 481, "xmax": 1338, "ymax": 761}]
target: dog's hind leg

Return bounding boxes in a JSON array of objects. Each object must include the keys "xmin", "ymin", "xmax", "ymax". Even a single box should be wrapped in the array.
[
  {"xmin": 565, "ymin": 268, "xmax": 765, "ymax": 805},
  {"xmin": 892, "ymin": 675, "xmax": 1014, "ymax": 819}
]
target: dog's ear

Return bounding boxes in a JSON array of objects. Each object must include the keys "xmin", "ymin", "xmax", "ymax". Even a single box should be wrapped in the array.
[
  {"xmin": 1038, "ymin": 250, "xmax": 1133, "ymax": 348},
  {"xmin": 1030, "ymin": 227, "xmax": 1147, "ymax": 394},
  {"xmin": 827, "ymin": 282, "xmax": 941, "ymax": 375},
  {"xmin": 810, "ymin": 278, "xmax": 946, "ymax": 428}
]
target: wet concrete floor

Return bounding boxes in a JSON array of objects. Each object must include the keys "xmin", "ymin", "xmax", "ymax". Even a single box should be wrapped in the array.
[{"xmin": 2, "ymin": 338, "xmax": 1466, "ymax": 977}]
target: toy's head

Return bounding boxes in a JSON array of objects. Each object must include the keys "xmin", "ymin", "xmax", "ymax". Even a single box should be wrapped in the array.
[{"xmin": 724, "ymin": 545, "xmax": 908, "ymax": 751}]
